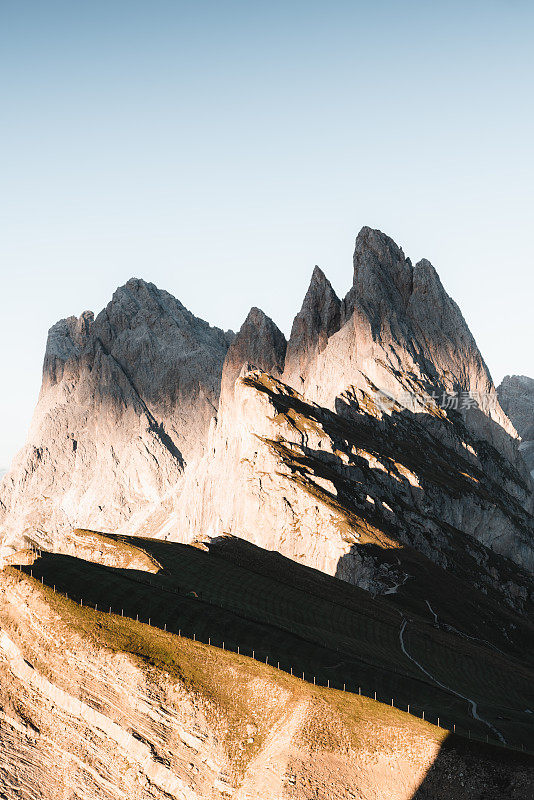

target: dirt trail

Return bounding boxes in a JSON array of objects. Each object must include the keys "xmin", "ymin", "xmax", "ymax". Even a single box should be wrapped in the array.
[
  {"xmin": 235, "ymin": 700, "xmax": 309, "ymax": 800},
  {"xmin": 399, "ymin": 617, "xmax": 506, "ymax": 744}
]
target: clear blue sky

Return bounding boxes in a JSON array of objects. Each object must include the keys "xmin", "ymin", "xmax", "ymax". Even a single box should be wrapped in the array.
[{"xmin": 1, "ymin": 0, "xmax": 533, "ymax": 467}]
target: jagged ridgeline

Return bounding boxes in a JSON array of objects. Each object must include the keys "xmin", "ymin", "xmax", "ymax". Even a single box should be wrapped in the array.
[
  {"xmin": 1, "ymin": 226, "xmax": 532, "ymax": 575},
  {"xmin": 0, "ymin": 227, "xmax": 533, "ymax": 798}
]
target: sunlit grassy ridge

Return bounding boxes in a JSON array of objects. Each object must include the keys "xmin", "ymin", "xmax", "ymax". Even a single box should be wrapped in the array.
[
  {"xmin": 2, "ymin": 567, "xmax": 452, "ymax": 783},
  {"xmin": 11, "ymin": 529, "xmax": 534, "ymax": 752}
]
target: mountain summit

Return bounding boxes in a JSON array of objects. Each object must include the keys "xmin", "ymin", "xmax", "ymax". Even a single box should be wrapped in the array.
[{"xmin": 1, "ymin": 228, "xmax": 532, "ymax": 578}]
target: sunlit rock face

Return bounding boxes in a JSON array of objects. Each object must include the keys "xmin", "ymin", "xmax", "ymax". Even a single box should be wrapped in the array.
[
  {"xmin": 1, "ymin": 227, "xmax": 533, "ymax": 584},
  {"xmin": 284, "ymin": 228, "xmax": 516, "ymax": 457},
  {"xmin": 283, "ymin": 265, "xmax": 341, "ymax": 390},
  {"xmin": 168, "ymin": 368, "xmax": 534, "ymax": 599},
  {"xmin": 163, "ymin": 228, "xmax": 533, "ymax": 584},
  {"xmin": 1, "ymin": 226, "xmax": 534, "ymax": 799},
  {"xmin": 0, "ymin": 279, "xmax": 233, "ymax": 555},
  {"xmin": 498, "ymin": 374, "xmax": 534, "ymax": 479}
]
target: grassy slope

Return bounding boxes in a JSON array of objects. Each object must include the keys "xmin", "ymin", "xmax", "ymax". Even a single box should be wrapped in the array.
[
  {"xmin": 13, "ymin": 530, "xmax": 534, "ymax": 752},
  {"xmin": 1, "ymin": 567, "xmax": 452, "ymax": 784}
]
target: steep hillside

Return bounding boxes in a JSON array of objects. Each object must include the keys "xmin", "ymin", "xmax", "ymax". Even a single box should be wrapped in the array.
[{"xmin": 1, "ymin": 534, "xmax": 533, "ymax": 799}]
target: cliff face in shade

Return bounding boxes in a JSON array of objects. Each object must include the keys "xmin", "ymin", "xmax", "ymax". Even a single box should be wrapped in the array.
[
  {"xmin": 283, "ymin": 266, "xmax": 341, "ymax": 390},
  {"xmin": 498, "ymin": 375, "xmax": 534, "ymax": 479},
  {"xmin": 0, "ymin": 279, "xmax": 232, "ymax": 555}
]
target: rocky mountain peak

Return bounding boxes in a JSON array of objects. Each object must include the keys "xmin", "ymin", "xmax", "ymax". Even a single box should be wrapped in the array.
[
  {"xmin": 0, "ymin": 278, "xmax": 235, "ymax": 552},
  {"xmin": 304, "ymin": 266, "xmax": 340, "ymax": 313},
  {"xmin": 220, "ymin": 307, "xmax": 286, "ymax": 402},
  {"xmin": 284, "ymin": 265, "xmax": 341, "ymax": 386},
  {"xmin": 43, "ymin": 311, "xmax": 95, "ymax": 387},
  {"xmin": 352, "ymin": 226, "xmax": 414, "ymax": 311},
  {"xmin": 1, "ymin": 229, "xmax": 529, "ymax": 571}
]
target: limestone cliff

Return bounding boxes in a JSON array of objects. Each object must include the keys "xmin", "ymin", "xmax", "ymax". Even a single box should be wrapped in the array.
[
  {"xmin": 0, "ymin": 279, "xmax": 232, "ymax": 556},
  {"xmin": 1, "ymin": 228, "xmax": 532, "ymax": 582},
  {"xmin": 1, "ymin": 227, "xmax": 534, "ymax": 799},
  {"xmin": 160, "ymin": 229, "xmax": 534, "ymax": 584},
  {"xmin": 284, "ymin": 228, "xmax": 516, "ymax": 458},
  {"xmin": 498, "ymin": 375, "xmax": 534, "ymax": 480}
]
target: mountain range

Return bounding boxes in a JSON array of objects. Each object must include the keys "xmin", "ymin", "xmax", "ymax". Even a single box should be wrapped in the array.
[{"xmin": 0, "ymin": 226, "xmax": 533, "ymax": 799}]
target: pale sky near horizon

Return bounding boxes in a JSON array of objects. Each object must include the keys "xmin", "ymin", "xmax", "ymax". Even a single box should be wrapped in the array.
[{"xmin": 1, "ymin": 0, "xmax": 533, "ymax": 468}]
